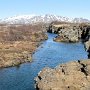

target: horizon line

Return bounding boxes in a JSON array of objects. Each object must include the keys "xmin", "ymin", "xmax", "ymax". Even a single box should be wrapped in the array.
[{"xmin": 0, "ymin": 14, "xmax": 90, "ymax": 20}]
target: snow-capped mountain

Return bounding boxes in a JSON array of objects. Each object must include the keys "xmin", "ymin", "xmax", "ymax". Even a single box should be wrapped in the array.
[
  {"xmin": 72, "ymin": 18, "xmax": 90, "ymax": 23},
  {"xmin": 0, "ymin": 14, "xmax": 90, "ymax": 24}
]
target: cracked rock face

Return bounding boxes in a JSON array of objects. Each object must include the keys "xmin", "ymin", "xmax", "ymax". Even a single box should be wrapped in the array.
[
  {"xmin": 85, "ymin": 40, "xmax": 90, "ymax": 58},
  {"xmin": 54, "ymin": 28, "xmax": 81, "ymax": 42},
  {"xmin": 35, "ymin": 60, "xmax": 90, "ymax": 90}
]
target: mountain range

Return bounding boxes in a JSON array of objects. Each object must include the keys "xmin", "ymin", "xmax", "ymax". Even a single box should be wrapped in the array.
[{"xmin": 0, "ymin": 14, "xmax": 90, "ymax": 24}]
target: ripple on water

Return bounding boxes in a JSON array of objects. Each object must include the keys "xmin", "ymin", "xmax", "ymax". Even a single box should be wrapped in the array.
[{"xmin": 0, "ymin": 33, "xmax": 88, "ymax": 90}]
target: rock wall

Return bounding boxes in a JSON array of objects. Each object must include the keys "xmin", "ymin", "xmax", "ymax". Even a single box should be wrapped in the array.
[
  {"xmin": 47, "ymin": 22, "xmax": 71, "ymax": 34},
  {"xmin": 82, "ymin": 25, "xmax": 90, "ymax": 58},
  {"xmin": 48, "ymin": 22, "xmax": 90, "ymax": 43},
  {"xmin": 35, "ymin": 60, "xmax": 90, "ymax": 90},
  {"xmin": 81, "ymin": 25, "xmax": 90, "ymax": 42},
  {"xmin": 54, "ymin": 26, "xmax": 81, "ymax": 42},
  {"xmin": 85, "ymin": 40, "xmax": 90, "ymax": 58}
]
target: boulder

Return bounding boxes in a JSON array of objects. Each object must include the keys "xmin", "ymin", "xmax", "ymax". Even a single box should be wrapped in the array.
[{"xmin": 35, "ymin": 60, "xmax": 90, "ymax": 90}]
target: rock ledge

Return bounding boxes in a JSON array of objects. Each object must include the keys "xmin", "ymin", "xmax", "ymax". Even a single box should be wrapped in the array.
[{"xmin": 35, "ymin": 60, "xmax": 90, "ymax": 90}]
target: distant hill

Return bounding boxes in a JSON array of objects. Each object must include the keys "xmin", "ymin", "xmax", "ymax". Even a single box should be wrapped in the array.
[{"xmin": 0, "ymin": 14, "xmax": 90, "ymax": 24}]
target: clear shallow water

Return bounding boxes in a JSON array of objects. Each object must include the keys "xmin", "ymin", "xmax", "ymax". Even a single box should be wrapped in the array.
[{"xmin": 0, "ymin": 33, "xmax": 88, "ymax": 90}]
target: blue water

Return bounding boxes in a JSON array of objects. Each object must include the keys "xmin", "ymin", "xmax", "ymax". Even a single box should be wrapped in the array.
[{"xmin": 0, "ymin": 33, "xmax": 88, "ymax": 90}]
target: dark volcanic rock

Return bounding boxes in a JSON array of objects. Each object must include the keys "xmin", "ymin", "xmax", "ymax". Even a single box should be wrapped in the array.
[
  {"xmin": 35, "ymin": 60, "xmax": 90, "ymax": 90},
  {"xmin": 54, "ymin": 27, "xmax": 81, "ymax": 42},
  {"xmin": 82, "ymin": 25, "xmax": 90, "ymax": 58},
  {"xmin": 48, "ymin": 22, "xmax": 81, "ymax": 42},
  {"xmin": 48, "ymin": 22, "xmax": 90, "ymax": 43},
  {"xmin": 85, "ymin": 40, "xmax": 90, "ymax": 58}
]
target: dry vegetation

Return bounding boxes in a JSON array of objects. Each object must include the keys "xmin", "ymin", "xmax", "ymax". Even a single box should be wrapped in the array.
[{"xmin": 0, "ymin": 24, "xmax": 47, "ymax": 68}]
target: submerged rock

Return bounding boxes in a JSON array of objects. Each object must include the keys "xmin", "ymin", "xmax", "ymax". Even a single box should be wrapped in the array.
[{"xmin": 35, "ymin": 60, "xmax": 90, "ymax": 90}]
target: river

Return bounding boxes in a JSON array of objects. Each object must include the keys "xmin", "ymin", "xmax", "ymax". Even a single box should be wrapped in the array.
[{"xmin": 0, "ymin": 33, "xmax": 88, "ymax": 90}]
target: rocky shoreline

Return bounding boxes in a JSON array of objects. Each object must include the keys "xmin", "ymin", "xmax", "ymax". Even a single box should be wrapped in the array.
[
  {"xmin": 85, "ymin": 40, "xmax": 90, "ymax": 58},
  {"xmin": 35, "ymin": 22, "xmax": 90, "ymax": 90},
  {"xmin": 48, "ymin": 22, "xmax": 90, "ymax": 42},
  {"xmin": 35, "ymin": 59, "xmax": 90, "ymax": 90},
  {"xmin": 48, "ymin": 22, "xmax": 90, "ymax": 57}
]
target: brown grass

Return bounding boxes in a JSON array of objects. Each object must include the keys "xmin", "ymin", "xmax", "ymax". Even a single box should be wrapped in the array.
[{"xmin": 0, "ymin": 24, "xmax": 47, "ymax": 68}]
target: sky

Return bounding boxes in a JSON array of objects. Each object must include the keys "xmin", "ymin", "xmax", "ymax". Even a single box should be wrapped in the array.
[{"xmin": 0, "ymin": 0, "xmax": 90, "ymax": 19}]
